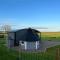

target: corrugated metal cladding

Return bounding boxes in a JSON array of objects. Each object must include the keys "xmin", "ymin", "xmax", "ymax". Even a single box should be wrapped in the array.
[
  {"xmin": 8, "ymin": 32, "xmax": 15, "ymax": 48},
  {"xmin": 8, "ymin": 28, "xmax": 41, "ymax": 48}
]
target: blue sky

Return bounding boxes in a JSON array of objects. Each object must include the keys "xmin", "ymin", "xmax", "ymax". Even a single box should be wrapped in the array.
[{"xmin": 0, "ymin": 0, "xmax": 60, "ymax": 30}]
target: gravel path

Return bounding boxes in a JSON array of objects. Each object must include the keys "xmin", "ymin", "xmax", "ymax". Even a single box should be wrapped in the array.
[{"xmin": 40, "ymin": 41, "xmax": 60, "ymax": 51}]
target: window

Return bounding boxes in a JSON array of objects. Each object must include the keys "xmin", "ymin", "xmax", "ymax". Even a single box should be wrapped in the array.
[
  {"xmin": 19, "ymin": 41, "xmax": 24, "ymax": 45},
  {"xmin": 21, "ymin": 41, "xmax": 24, "ymax": 44}
]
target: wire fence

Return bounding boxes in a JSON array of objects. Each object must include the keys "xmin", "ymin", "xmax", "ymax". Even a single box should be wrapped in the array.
[{"xmin": 19, "ymin": 48, "xmax": 60, "ymax": 60}]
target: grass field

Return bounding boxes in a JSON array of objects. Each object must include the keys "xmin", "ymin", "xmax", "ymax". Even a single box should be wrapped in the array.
[
  {"xmin": 19, "ymin": 45, "xmax": 60, "ymax": 60},
  {"xmin": 41, "ymin": 32, "xmax": 60, "ymax": 37},
  {"xmin": 0, "ymin": 32, "xmax": 60, "ymax": 60},
  {"xmin": 0, "ymin": 38, "xmax": 19, "ymax": 60},
  {"xmin": 41, "ymin": 32, "xmax": 60, "ymax": 41}
]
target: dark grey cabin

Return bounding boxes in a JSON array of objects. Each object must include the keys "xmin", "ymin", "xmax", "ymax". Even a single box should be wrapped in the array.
[{"xmin": 8, "ymin": 28, "xmax": 41, "ymax": 50}]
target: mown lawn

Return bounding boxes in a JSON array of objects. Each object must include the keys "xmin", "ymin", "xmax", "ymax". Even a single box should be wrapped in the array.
[
  {"xmin": 19, "ymin": 45, "xmax": 60, "ymax": 60},
  {"xmin": 0, "ymin": 32, "xmax": 60, "ymax": 60},
  {"xmin": 0, "ymin": 38, "xmax": 19, "ymax": 60},
  {"xmin": 40, "ymin": 32, "xmax": 60, "ymax": 41}
]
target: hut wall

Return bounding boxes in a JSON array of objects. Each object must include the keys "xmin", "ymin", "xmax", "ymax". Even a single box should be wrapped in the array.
[
  {"xmin": 8, "ymin": 32, "xmax": 15, "ymax": 48},
  {"xmin": 27, "ymin": 42, "xmax": 36, "ymax": 50}
]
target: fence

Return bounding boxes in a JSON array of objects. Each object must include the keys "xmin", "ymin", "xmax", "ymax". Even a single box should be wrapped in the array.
[{"xmin": 19, "ymin": 47, "xmax": 60, "ymax": 60}]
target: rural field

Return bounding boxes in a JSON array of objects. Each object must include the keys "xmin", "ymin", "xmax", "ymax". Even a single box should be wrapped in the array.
[
  {"xmin": 0, "ymin": 38, "xmax": 19, "ymax": 60},
  {"xmin": 0, "ymin": 32, "xmax": 60, "ymax": 60},
  {"xmin": 19, "ymin": 45, "xmax": 60, "ymax": 60},
  {"xmin": 41, "ymin": 32, "xmax": 60, "ymax": 41}
]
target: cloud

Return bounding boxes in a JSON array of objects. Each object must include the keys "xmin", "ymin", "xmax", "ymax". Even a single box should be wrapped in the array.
[{"xmin": 37, "ymin": 27, "xmax": 60, "ymax": 32}]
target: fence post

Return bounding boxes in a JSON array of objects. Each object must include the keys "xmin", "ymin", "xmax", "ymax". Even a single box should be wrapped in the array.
[{"xmin": 56, "ymin": 48, "xmax": 60, "ymax": 60}]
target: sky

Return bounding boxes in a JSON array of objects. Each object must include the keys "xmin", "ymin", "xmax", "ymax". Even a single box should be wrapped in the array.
[{"xmin": 0, "ymin": 0, "xmax": 60, "ymax": 31}]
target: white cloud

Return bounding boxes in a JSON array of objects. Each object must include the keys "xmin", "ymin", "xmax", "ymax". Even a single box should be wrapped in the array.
[{"xmin": 37, "ymin": 27, "xmax": 60, "ymax": 32}]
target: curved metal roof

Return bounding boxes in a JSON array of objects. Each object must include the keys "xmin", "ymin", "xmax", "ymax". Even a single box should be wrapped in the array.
[{"xmin": 16, "ymin": 28, "xmax": 40, "ymax": 41}]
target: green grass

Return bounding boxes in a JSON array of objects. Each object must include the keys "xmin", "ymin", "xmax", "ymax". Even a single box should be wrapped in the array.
[
  {"xmin": 0, "ymin": 46, "xmax": 19, "ymax": 60},
  {"xmin": 39, "ymin": 32, "xmax": 60, "ymax": 41},
  {"xmin": 0, "ymin": 38, "xmax": 19, "ymax": 60},
  {"xmin": 19, "ymin": 52, "xmax": 55, "ymax": 60},
  {"xmin": 0, "ymin": 34, "xmax": 60, "ymax": 60},
  {"xmin": 0, "ymin": 37, "xmax": 57, "ymax": 60},
  {"xmin": 41, "ymin": 36, "xmax": 60, "ymax": 41},
  {"xmin": 19, "ymin": 45, "xmax": 60, "ymax": 60}
]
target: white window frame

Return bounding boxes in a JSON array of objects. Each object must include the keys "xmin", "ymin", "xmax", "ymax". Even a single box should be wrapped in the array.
[
  {"xmin": 36, "ymin": 41, "xmax": 39, "ymax": 50},
  {"xmin": 24, "ymin": 41, "xmax": 27, "ymax": 50},
  {"xmin": 19, "ymin": 41, "xmax": 24, "ymax": 45}
]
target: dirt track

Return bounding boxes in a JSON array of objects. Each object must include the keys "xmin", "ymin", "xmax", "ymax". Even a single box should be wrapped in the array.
[{"xmin": 40, "ymin": 41, "xmax": 60, "ymax": 51}]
